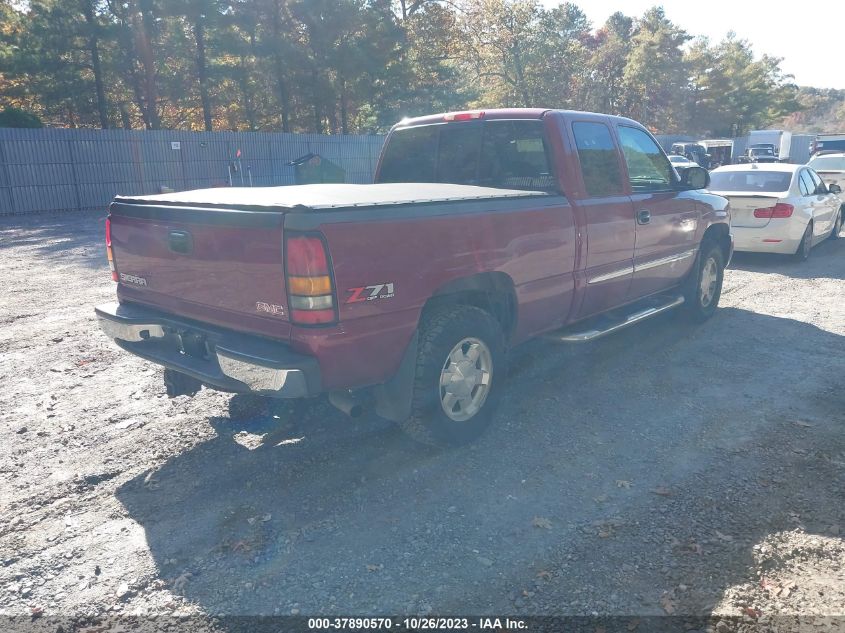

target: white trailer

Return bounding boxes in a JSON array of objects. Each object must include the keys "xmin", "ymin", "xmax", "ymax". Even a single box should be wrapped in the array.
[{"xmin": 747, "ymin": 130, "xmax": 793, "ymax": 161}]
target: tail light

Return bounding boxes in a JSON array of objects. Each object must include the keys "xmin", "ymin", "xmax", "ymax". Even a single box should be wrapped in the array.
[
  {"xmin": 105, "ymin": 217, "xmax": 118, "ymax": 282},
  {"xmin": 285, "ymin": 234, "xmax": 336, "ymax": 325},
  {"xmin": 754, "ymin": 203, "xmax": 794, "ymax": 219}
]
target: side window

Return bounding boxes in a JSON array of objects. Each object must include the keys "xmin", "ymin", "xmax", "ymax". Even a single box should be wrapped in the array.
[
  {"xmin": 617, "ymin": 126, "xmax": 675, "ymax": 192},
  {"xmin": 798, "ymin": 171, "xmax": 812, "ymax": 196},
  {"xmin": 808, "ymin": 169, "xmax": 827, "ymax": 194},
  {"xmin": 571, "ymin": 121, "xmax": 624, "ymax": 197}
]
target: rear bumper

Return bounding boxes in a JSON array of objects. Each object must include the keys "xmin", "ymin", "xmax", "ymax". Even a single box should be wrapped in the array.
[
  {"xmin": 95, "ymin": 302, "xmax": 321, "ymax": 398},
  {"xmin": 732, "ymin": 221, "xmax": 803, "ymax": 255}
]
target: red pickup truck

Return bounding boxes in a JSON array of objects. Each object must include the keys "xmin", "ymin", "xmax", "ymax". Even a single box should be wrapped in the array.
[{"xmin": 96, "ymin": 109, "xmax": 731, "ymax": 446}]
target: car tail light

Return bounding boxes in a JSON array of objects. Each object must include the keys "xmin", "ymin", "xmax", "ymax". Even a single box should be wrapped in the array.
[
  {"xmin": 753, "ymin": 203, "xmax": 794, "ymax": 219},
  {"xmin": 443, "ymin": 111, "xmax": 484, "ymax": 121},
  {"xmin": 285, "ymin": 234, "xmax": 336, "ymax": 325},
  {"xmin": 105, "ymin": 217, "xmax": 118, "ymax": 282}
]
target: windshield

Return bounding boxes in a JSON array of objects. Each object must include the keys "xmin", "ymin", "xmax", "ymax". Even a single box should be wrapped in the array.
[
  {"xmin": 709, "ymin": 170, "xmax": 793, "ymax": 192},
  {"xmin": 808, "ymin": 156, "xmax": 845, "ymax": 171},
  {"xmin": 669, "ymin": 156, "xmax": 687, "ymax": 163},
  {"xmin": 377, "ymin": 120, "xmax": 557, "ymax": 192},
  {"xmin": 750, "ymin": 147, "xmax": 774, "ymax": 156}
]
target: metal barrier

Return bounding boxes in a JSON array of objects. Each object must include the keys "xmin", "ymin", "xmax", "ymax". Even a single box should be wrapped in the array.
[{"xmin": 0, "ymin": 128, "xmax": 385, "ymax": 215}]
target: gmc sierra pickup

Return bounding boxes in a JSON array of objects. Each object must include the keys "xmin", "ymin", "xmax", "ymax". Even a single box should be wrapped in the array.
[{"xmin": 96, "ymin": 109, "xmax": 732, "ymax": 446}]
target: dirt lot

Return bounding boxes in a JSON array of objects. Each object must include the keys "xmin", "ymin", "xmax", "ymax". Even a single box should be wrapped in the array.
[{"xmin": 1, "ymin": 211, "xmax": 844, "ymax": 632}]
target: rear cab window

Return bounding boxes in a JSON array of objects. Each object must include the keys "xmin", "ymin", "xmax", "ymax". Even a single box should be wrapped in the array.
[{"xmin": 376, "ymin": 119, "xmax": 558, "ymax": 192}]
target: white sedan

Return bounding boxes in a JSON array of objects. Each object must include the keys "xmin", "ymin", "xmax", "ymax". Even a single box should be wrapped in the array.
[
  {"xmin": 668, "ymin": 154, "xmax": 699, "ymax": 169},
  {"xmin": 709, "ymin": 163, "xmax": 843, "ymax": 260},
  {"xmin": 807, "ymin": 152, "xmax": 845, "ymax": 190}
]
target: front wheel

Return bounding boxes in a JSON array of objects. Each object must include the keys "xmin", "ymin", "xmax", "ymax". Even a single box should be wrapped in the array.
[
  {"xmin": 682, "ymin": 241, "xmax": 725, "ymax": 322},
  {"xmin": 399, "ymin": 305, "xmax": 505, "ymax": 447}
]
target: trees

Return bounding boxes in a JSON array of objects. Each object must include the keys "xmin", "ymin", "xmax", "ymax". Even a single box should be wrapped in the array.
[
  {"xmin": 0, "ymin": 0, "xmax": 804, "ymax": 135},
  {"xmin": 621, "ymin": 8, "xmax": 689, "ymax": 132},
  {"xmin": 683, "ymin": 34, "xmax": 800, "ymax": 137}
]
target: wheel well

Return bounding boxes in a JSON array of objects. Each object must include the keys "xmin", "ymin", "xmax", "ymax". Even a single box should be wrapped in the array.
[
  {"xmin": 422, "ymin": 272, "xmax": 517, "ymax": 341},
  {"xmin": 702, "ymin": 223, "xmax": 731, "ymax": 262}
]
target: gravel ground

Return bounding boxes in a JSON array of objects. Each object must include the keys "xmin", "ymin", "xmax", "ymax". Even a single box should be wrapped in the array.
[{"xmin": 1, "ymin": 211, "xmax": 844, "ymax": 632}]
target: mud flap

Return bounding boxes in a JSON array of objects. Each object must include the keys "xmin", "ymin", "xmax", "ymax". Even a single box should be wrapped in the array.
[{"xmin": 373, "ymin": 330, "xmax": 418, "ymax": 423}]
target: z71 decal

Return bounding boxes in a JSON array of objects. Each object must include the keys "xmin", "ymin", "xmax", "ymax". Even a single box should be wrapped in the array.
[{"xmin": 346, "ymin": 283, "xmax": 395, "ymax": 304}]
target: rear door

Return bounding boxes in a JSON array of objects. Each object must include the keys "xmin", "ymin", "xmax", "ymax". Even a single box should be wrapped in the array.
[
  {"xmin": 569, "ymin": 120, "xmax": 635, "ymax": 318},
  {"xmin": 807, "ymin": 168, "xmax": 837, "ymax": 236},
  {"xmin": 616, "ymin": 125, "xmax": 698, "ymax": 298}
]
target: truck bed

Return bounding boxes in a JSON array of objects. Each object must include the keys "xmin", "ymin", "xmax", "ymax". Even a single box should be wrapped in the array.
[
  {"xmin": 108, "ymin": 183, "xmax": 552, "ymax": 342},
  {"xmin": 115, "ymin": 182, "xmax": 549, "ymax": 211}
]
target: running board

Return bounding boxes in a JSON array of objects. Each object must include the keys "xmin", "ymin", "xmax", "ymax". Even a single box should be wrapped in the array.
[{"xmin": 545, "ymin": 295, "xmax": 685, "ymax": 343}]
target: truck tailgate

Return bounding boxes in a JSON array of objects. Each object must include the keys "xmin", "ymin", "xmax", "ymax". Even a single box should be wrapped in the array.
[{"xmin": 109, "ymin": 203, "xmax": 291, "ymax": 340}]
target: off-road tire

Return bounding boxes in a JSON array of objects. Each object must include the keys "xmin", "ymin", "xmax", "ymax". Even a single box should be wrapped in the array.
[
  {"xmin": 682, "ymin": 240, "xmax": 725, "ymax": 322},
  {"xmin": 398, "ymin": 305, "xmax": 505, "ymax": 448}
]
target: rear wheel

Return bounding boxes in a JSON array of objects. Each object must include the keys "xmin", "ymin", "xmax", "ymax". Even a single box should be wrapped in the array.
[
  {"xmin": 399, "ymin": 305, "xmax": 505, "ymax": 447},
  {"xmin": 830, "ymin": 208, "xmax": 842, "ymax": 240},
  {"xmin": 794, "ymin": 222, "xmax": 813, "ymax": 261},
  {"xmin": 682, "ymin": 240, "xmax": 724, "ymax": 322}
]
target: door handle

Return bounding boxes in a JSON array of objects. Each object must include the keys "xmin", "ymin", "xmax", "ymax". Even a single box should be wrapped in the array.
[{"xmin": 637, "ymin": 209, "xmax": 651, "ymax": 225}]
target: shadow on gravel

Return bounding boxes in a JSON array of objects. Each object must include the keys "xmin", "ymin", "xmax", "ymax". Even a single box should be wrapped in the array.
[
  {"xmin": 0, "ymin": 211, "xmax": 107, "ymax": 269},
  {"xmin": 728, "ymin": 235, "xmax": 845, "ymax": 280},
  {"xmin": 115, "ymin": 305, "xmax": 845, "ymax": 620}
]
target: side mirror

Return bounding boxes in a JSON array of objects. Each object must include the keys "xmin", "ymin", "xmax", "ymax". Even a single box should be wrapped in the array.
[
  {"xmin": 680, "ymin": 165, "xmax": 710, "ymax": 190},
  {"xmin": 829, "ymin": 183, "xmax": 842, "ymax": 194}
]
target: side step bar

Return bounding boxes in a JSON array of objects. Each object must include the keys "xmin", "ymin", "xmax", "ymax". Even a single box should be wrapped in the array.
[{"xmin": 545, "ymin": 295, "xmax": 685, "ymax": 343}]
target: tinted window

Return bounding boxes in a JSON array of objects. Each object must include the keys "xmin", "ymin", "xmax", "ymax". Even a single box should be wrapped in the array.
[
  {"xmin": 436, "ymin": 124, "xmax": 482, "ymax": 185},
  {"xmin": 377, "ymin": 120, "xmax": 557, "ymax": 192},
  {"xmin": 709, "ymin": 170, "xmax": 793, "ymax": 192},
  {"xmin": 571, "ymin": 122, "xmax": 624, "ymax": 197},
  {"xmin": 798, "ymin": 171, "xmax": 812, "ymax": 196},
  {"xmin": 617, "ymin": 126, "xmax": 675, "ymax": 192},
  {"xmin": 377, "ymin": 125, "xmax": 438, "ymax": 183},
  {"xmin": 478, "ymin": 121, "xmax": 556, "ymax": 191}
]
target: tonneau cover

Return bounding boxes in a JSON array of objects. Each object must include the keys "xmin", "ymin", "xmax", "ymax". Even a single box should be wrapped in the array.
[{"xmin": 114, "ymin": 182, "xmax": 548, "ymax": 211}]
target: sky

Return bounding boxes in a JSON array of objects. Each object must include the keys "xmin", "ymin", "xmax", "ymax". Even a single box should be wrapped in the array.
[{"xmin": 539, "ymin": 0, "xmax": 845, "ymax": 89}]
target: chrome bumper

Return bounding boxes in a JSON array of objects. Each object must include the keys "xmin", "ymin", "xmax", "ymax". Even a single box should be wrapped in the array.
[{"xmin": 95, "ymin": 302, "xmax": 320, "ymax": 398}]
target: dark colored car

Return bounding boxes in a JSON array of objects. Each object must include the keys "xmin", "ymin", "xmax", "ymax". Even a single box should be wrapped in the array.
[
  {"xmin": 670, "ymin": 142, "xmax": 711, "ymax": 168},
  {"xmin": 738, "ymin": 145, "xmax": 779, "ymax": 164},
  {"xmin": 96, "ymin": 109, "xmax": 732, "ymax": 446}
]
